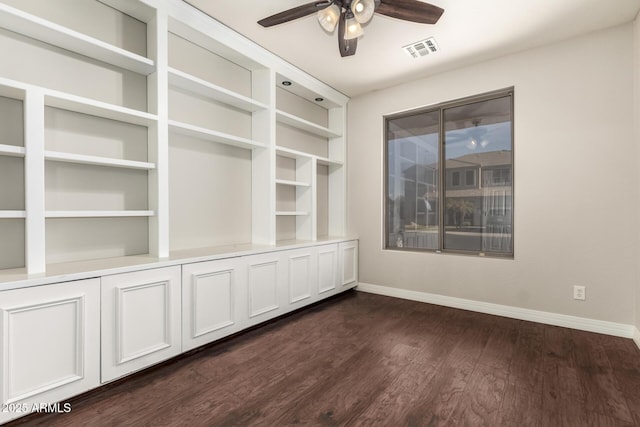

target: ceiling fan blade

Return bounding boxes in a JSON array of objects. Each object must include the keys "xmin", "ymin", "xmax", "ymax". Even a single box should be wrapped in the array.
[
  {"xmin": 338, "ymin": 10, "xmax": 358, "ymax": 57},
  {"xmin": 376, "ymin": 0, "xmax": 444, "ymax": 24},
  {"xmin": 258, "ymin": 1, "xmax": 332, "ymax": 27}
]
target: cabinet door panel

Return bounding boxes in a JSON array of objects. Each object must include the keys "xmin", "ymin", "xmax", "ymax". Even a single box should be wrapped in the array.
[
  {"xmin": 117, "ymin": 281, "xmax": 172, "ymax": 363},
  {"xmin": 182, "ymin": 258, "xmax": 245, "ymax": 351},
  {"xmin": 339, "ymin": 240, "xmax": 358, "ymax": 288},
  {"xmin": 245, "ymin": 253, "xmax": 286, "ymax": 326},
  {"xmin": 0, "ymin": 279, "xmax": 100, "ymax": 424},
  {"xmin": 288, "ymin": 251, "xmax": 313, "ymax": 304},
  {"xmin": 101, "ymin": 266, "xmax": 181, "ymax": 383},
  {"xmin": 317, "ymin": 244, "xmax": 338, "ymax": 295},
  {"xmin": 248, "ymin": 260, "xmax": 279, "ymax": 317}
]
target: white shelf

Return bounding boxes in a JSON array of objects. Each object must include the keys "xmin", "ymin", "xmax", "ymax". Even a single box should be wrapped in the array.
[
  {"xmin": 276, "ymin": 110, "xmax": 341, "ymax": 138},
  {"xmin": 0, "ymin": 144, "xmax": 25, "ymax": 157},
  {"xmin": 45, "ymin": 91, "xmax": 157, "ymax": 127},
  {"xmin": 0, "ymin": 3, "xmax": 155, "ymax": 75},
  {"xmin": 275, "ymin": 211, "xmax": 309, "ymax": 216},
  {"xmin": 45, "ymin": 151, "xmax": 155, "ymax": 170},
  {"xmin": 276, "ymin": 146, "xmax": 343, "ymax": 167},
  {"xmin": 276, "ymin": 146, "xmax": 312, "ymax": 160},
  {"xmin": 0, "ymin": 211, "xmax": 26, "ymax": 219},
  {"xmin": 46, "ymin": 210, "xmax": 155, "ymax": 218},
  {"xmin": 316, "ymin": 156, "xmax": 344, "ymax": 167},
  {"xmin": 276, "ymin": 179, "xmax": 310, "ymax": 187},
  {"xmin": 168, "ymin": 67, "xmax": 268, "ymax": 113},
  {"xmin": 169, "ymin": 120, "xmax": 266, "ymax": 150}
]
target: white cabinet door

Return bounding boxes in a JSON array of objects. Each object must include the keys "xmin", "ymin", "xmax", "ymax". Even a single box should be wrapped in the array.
[
  {"xmin": 285, "ymin": 247, "xmax": 317, "ymax": 310},
  {"xmin": 317, "ymin": 244, "xmax": 339, "ymax": 297},
  {"xmin": 244, "ymin": 252, "xmax": 286, "ymax": 327},
  {"xmin": 101, "ymin": 266, "xmax": 181, "ymax": 383},
  {"xmin": 0, "ymin": 279, "xmax": 100, "ymax": 424},
  {"xmin": 181, "ymin": 258, "xmax": 246, "ymax": 352},
  {"xmin": 339, "ymin": 240, "xmax": 358, "ymax": 288}
]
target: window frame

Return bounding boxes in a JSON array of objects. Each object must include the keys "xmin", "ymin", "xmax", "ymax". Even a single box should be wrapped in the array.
[{"xmin": 383, "ymin": 87, "xmax": 515, "ymax": 258}]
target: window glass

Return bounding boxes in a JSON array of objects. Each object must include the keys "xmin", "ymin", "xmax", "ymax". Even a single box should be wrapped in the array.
[
  {"xmin": 384, "ymin": 90, "xmax": 513, "ymax": 257},
  {"xmin": 443, "ymin": 96, "xmax": 512, "ymax": 253},
  {"xmin": 386, "ymin": 110, "xmax": 439, "ymax": 250}
]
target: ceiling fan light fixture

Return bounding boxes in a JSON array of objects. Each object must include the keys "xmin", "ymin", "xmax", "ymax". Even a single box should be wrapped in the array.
[
  {"xmin": 351, "ymin": 0, "xmax": 375, "ymax": 24},
  {"xmin": 317, "ymin": 4, "xmax": 341, "ymax": 32},
  {"xmin": 344, "ymin": 14, "xmax": 364, "ymax": 40},
  {"xmin": 258, "ymin": 0, "xmax": 445, "ymax": 57}
]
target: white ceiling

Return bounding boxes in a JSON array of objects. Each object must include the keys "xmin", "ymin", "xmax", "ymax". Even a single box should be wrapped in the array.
[{"xmin": 185, "ymin": 0, "xmax": 640, "ymax": 97}]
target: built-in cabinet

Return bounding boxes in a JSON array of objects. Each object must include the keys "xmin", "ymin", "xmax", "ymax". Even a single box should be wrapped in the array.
[
  {"xmin": 0, "ymin": 0, "xmax": 355, "ymax": 423},
  {"xmin": 0, "ymin": 241, "xmax": 357, "ymax": 424},
  {"xmin": 181, "ymin": 243, "xmax": 345, "ymax": 352}
]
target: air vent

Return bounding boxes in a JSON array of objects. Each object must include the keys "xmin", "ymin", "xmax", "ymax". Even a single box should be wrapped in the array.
[{"xmin": 403, "ymin": 37, "xmax": 439, "ymax": 59}]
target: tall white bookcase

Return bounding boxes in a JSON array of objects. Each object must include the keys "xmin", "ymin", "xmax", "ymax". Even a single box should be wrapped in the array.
[{"xmin": 0, "ymin": 0, "xmax": 349, "ymax": 277}]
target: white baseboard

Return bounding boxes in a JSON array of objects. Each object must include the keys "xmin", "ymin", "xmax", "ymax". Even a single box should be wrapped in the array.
[{"xmin": 356, "ymin": 282, "xmax": 637, "ymax": 340}]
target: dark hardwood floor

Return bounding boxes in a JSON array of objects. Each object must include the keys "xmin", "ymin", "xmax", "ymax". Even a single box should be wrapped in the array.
[{"xmin": 9, "ymin": 290, "xmax": 640, "ymax": 426}]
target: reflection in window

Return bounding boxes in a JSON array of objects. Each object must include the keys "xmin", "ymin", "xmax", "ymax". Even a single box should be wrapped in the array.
[
  {"xmin": 386, "ymin": 110, "xmax": 439, "ymax": 250},
  {"xmin": 385, "ymin": 89, "xmax": 513, "ymax": 257}
]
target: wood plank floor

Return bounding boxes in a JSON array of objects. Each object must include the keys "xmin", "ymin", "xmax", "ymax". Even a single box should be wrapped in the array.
[{"xmin": 9, "ymin": 290, "xmax": 640, "ymax": 426}]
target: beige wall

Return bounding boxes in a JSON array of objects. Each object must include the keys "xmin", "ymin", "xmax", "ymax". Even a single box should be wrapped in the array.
[{"xmin": 348, "ymin": 24, "xmax": 638, "ymax": 325}]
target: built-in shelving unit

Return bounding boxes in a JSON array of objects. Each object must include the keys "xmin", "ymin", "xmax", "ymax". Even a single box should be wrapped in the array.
[
  {"xmin": 0, "ymin": 0, "xmax": 349, "ymax": 277},
  {"xmin": 274, "ymin": 76, "xmax": 346, "ymax": 242},
  {"xmin": 0, "ymin": 3, "xmax": 355, "ymax": 420}
]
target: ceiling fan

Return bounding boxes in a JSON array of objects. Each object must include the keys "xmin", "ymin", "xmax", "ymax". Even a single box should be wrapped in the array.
[{"xmin": 258, "ymin": 0, "xmax": 444, "ymax": 57}]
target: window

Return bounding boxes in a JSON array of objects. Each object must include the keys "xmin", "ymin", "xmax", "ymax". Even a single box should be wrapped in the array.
[
  {"xmin": 483, "ymin": 167, "xmax": 511, "ymax": 186},
  {"xmin": 452, "ymin": 171, "xmax": 460, "ymax": 187},
  {"xmin": 465, "ymin": 170, "xmax": 475, "ymax": 186},
  {"xmin": 385, "ymin": 89, "xmax": 514, "ymax": 257}
]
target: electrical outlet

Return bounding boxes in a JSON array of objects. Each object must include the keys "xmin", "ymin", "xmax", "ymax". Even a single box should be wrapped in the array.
[{"xmin": 573, "ymin": 285, "xmax": 586, "ymax": 300}]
